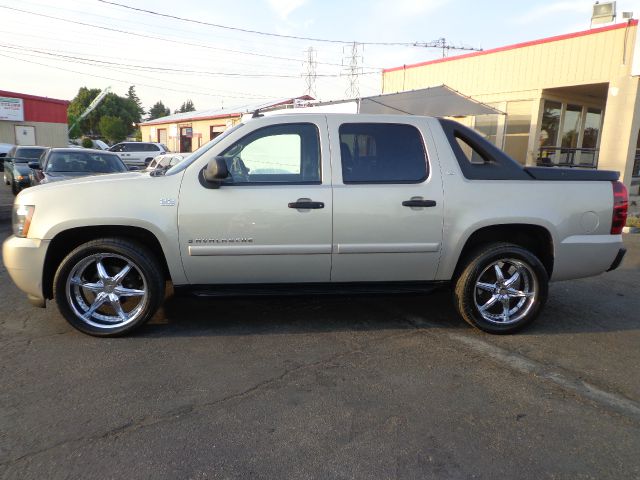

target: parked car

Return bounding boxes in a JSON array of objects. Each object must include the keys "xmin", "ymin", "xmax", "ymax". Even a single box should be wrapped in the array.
[
  {"xmin": 0, "ymin": 143, "xmax": 14, "ymax": 171},
  {"xmin": 29, "ymin": 148, "xmax": 130, "ymax": 186},
  {"xmin": 69, "ymin": 139, "xmax": 110, "ymax": 150},
  {"xmin": 3, "ymin": 114, "xmax": 628, "ymax": 337},
  {"xmin": 3, "ymin": 146, "xmax": 48, "ymax": 194},
  {"xmin": 109, "ymin": 142, "xmax": 168, "ymax": 167},
  {"xmin": 145, "ymin": 154, "xmax": 184, "ymax": 172}
]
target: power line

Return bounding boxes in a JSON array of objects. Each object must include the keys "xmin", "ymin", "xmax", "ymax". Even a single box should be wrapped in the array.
[
  {"xmin": 0, "ymin": 5, "xmax": 382, "ymax": 71},
  {"xmin": 0, "ymin": 43, "xmax": 357, "ymax": 79},
  {"xmin": 97, "ymin": 0, "xmax": 485, "ymax": 54},
  {"xmin": 0, "ymin": 25, "xmax": 331, "ymax": 75},
  {"xmin": 97, "ymin": 0, "xmax": 420, "ymax": 46},
  {"xmin": 0, "ymin": 51, "xmax": 279, "ymax": 101},
  {"xmin": 412, "ymin": 38, "xmax": 484, "ymax": 56}
]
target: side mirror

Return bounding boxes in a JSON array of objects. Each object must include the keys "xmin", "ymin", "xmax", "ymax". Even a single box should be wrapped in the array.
[
  {"xmin": 128, "ymin": 165, "xmax": 141, "ymax": 171},
  {"xmin": 28, "ymin": 161, "xmax": 41, "ymax": 170},
  {"xmin": 202, "ymin": 156, "xmax": 229, "ymax": 188}
]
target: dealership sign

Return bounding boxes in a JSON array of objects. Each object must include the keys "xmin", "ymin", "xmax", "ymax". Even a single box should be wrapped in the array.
[{"xmin": 0, "ymin": 96, "xmax": 24, "ymax": 121}]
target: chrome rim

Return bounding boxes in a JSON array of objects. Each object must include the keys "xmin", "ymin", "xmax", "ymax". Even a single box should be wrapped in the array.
[
  {"xmin": 65, "ymin": 253, "xmax": 148, "ymax": 329},
  {"xmin": 473, "ymin": 258, "xmax": 537, "ymax": 325}
]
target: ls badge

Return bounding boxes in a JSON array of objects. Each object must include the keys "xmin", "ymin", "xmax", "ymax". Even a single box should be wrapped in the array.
[{"xmin": 160, "ymin": 198, "xmax": 176, "ymax": 206}]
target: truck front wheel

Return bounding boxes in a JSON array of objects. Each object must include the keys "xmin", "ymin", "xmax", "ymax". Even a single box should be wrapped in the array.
[
  {"xmin": 53, "ymin": 238, "xmax": 165, "ymax": 336},
  {"xmin": 453, "ymin": 243, "xmax": 548, "ymax": 334}
]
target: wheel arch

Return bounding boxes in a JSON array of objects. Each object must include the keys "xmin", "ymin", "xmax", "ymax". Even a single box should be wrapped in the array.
[
  {"xmin": 452, "ymin": 223, "xmax": 554, "ymax": 280},
  {"xmin": 42, "ymin": 225, "xmax": 171, "ymax": 300}
]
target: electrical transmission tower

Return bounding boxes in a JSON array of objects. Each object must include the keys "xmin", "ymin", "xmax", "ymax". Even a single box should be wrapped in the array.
[
  {"xmin": 412, "ymin": 38, "xmax": 483, "ymax": 57},
  {"xmin": 342, "ymin": 42, "xmax": 363, "ymax": 99},
  {"xmin": 302, "ymin": 46, "xmax": 318, "ymax": 98}
]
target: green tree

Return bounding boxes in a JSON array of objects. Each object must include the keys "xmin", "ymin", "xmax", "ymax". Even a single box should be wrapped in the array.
[
  {"xmin": 67, "ymin": 87, "xmax": 102, "ymax": 136},
  {"xmin": 81, "ymin": 138, "xmax": 93, "ymax": 148},
  {"xmin": 126, "ymin": 85, "xmax": 145, "ymax": 120},
  {"xmin": 99, "ymin": 116, "xmax": 128, "ymax": 143},
  {"xmin": 67, "ymin": 87, "xmax": 144, "ymax": 138},
  {"xmin": 175, "ymin": 99, "xmax": 195, "ymax": 113},
  {"xmin": 148, "ymin": 101, "xmax": 171, "ymax": 120}
]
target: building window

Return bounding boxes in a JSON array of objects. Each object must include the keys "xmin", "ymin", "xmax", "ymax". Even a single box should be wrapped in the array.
[
  {"xmin": 538, "ymin": 100, "xmax": 603, "ymax": 168},
  {"xmin": 210, "ymin": 125, "xmax": 225, "ymax": 141},
  {"xmin": 474, "ymin": 115, "xmax": 499, "ymax": 145},
  {"xmin": 540, "ymin": 100, "xmax": 561, "ymax": 148},
  {"xmin": 157, "ymin": 128, "xmax": 167, "ymax": 145},
  {"xmin": 582, "ymin": 108, "xmax": 602, "ymax": 149},
  {"xmin": 503, "ymin": 101, "xmax": 532, "ymax": 164},
  {"xmin": 561, "ymin": 104, "xmax": 582, "ymax": 148}
]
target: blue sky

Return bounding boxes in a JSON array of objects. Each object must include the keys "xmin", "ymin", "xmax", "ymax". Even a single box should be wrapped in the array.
[{"xmin": 0, "ymin": 0, "xmax": 637, "ymax": 113}]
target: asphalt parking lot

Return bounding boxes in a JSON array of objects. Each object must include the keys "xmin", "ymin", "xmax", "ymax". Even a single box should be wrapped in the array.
[{"xmin": 1, "ymin": 184, "xmax": 639, "ymax": 479}]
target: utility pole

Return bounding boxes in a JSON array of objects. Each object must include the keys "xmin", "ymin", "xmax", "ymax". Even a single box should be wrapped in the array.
[
  {"xmin": 342, "ymin": 42, "xmax": 363, "ymax": 99},
  {"xmin": 412, "ymin": 38, "xmax": 483, "ymax": 58},
  {"xmin": 302, "ymin": 46, "xmax": 318, "ymax": 99}
]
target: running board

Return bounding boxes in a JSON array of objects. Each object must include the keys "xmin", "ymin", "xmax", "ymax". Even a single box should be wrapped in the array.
[{"xmin": 175, "ymin": 281, "xmax": 450, "ymax": 298}]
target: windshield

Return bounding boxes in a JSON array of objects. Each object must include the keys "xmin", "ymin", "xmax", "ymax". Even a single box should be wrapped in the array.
[
  {"xmin": 165, "ymin": 123, "xmax": 244, "ymax": 176},
  {"xmin": 46, "ymin": 151, "xmax": 128, "ymax": 173},
  {"xmin": 14, "ymin": 148, "xmax": 46, "ymax": 161}
]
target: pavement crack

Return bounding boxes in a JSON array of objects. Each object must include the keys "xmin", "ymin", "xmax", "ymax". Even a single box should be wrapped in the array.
[{"xmin": 0, "ymin": 329, "xmax": 418, "ymax": 467}]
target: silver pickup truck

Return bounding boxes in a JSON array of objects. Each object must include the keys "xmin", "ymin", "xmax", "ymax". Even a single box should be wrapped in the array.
[{"xmin": 2, "ymin": 114, "xmax": 628, "ymax": 336}]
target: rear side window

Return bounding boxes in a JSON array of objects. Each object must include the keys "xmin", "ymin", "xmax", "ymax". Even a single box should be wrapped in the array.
[
  {"xmin": 16, "ymin": 148, "xmax": 46, "ymax": 160},
  {"xmin": 339, "ymin": 123, "xmax": 427, "ymax": 183},
  {"xmin": 455, "ymin": 136, "xmax": 488, "ymax": 165}
]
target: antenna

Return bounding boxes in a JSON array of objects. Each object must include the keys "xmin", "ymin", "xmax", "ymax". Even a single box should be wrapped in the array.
[
  {"xmin": 302, "ymin": 46, "xmax": 318, "ymax": 99},
  {"xmin": 342, "ymin": 42, "xmax": 363, "ymax": 99},
  {"xmin": 412, "ymin": 38, "xmax": 483, "ymax": 58}
]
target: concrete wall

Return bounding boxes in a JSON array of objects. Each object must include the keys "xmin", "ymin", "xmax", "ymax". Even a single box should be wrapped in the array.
[{"xmin": 0, "ymin": 121, "xmax": 68, "ymax": 147}]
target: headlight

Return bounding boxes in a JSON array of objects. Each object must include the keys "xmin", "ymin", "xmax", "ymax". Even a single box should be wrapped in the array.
[
  {"xmin": 12, "ymin": 205, "xmax": 35, "ymax": 238},
  {"xmin": 16, "ymin": 175, "xmax": 24, "ymax": 181}
]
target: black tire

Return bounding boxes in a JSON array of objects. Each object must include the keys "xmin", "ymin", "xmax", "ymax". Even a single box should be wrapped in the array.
[
  {"xmin": 53, "ymin": 238, "xmax": 165, "ymax": 337},
  {"xmin": 11, "ymin": 181, "xmax": 19, "ymax": 195},
  {"xmin": 453, "ymin": 242, "xmax": 548, "ymax": 334}
]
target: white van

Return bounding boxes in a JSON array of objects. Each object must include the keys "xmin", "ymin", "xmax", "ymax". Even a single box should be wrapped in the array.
[{"xmin": 108, "ymin": 142, "xmax": 169, "ymax": 166}]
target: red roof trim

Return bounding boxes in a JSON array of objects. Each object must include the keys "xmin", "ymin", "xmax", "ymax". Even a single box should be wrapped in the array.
[
  {"xmin": 142, "ymin": 112, "xmax": 242, "ymax": 126},
  {"xmin": 0, "ymin": 89, "xmax": 69, "ymax": 105},
  {"xmin": 383, "ymin": 20, "xmax": 639, "ymax": 73}
]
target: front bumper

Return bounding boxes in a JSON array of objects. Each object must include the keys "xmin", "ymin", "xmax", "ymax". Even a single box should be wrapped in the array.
[{"xmin": 2, "ymin": 235, "xmax": 50, "ymax": 304}]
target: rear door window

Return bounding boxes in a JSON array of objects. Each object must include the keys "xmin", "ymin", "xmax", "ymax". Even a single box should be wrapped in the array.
[{"xmin": 339, "ymin": 123, "xmax": 427, "ymax": 183}]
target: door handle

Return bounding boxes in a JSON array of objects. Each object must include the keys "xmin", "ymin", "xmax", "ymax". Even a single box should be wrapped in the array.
[
  {"xmin": 402, "ymin": 199, "xmax": 437, "ymax": 207},
  {"xmin": 288, "ymin": 200, "xmax": 324, "ymax": 209}
]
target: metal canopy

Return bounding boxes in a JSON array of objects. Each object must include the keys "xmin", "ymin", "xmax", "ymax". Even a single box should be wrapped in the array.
[{"xmin": 358, "ymin": 85, "xmax": 504, "ymax": 117}]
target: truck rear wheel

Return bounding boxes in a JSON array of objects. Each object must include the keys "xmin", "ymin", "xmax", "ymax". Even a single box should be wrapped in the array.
[
  {"xmin": 53, "ymin": 238, "xmax": 164, "ymax": 337},
  {"xmin": 453, "ymin": 243, "xmax": 548, "ymax": 334}
]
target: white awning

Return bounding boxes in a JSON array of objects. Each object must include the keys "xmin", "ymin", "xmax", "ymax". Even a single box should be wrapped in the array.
[{"xmin": 358, "ymin": 85, "xmax": 504, "ymax": 117}]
